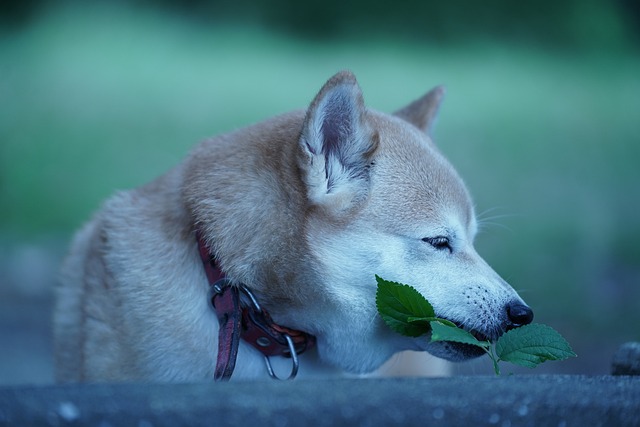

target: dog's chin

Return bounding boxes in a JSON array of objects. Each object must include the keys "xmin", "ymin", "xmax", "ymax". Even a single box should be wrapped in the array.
[{"xmin": 425, "ymin": 340, "xmax": 487, "ymax": 362}]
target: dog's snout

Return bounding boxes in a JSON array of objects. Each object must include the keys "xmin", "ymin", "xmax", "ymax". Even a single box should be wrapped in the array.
[{"xmin": 506, "ymin": 302, "xmax": 534, "ymax": 329}]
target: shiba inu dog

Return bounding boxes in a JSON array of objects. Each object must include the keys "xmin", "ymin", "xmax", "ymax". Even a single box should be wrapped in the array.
[{"xmin": 54, "ymin": 71, "xmax": 533, "ymax": 382}]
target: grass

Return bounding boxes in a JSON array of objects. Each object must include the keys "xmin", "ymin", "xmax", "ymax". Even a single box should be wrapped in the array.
[{"xmin": 1, "ymin": 3, "xmax": 639, "ymax": 373}]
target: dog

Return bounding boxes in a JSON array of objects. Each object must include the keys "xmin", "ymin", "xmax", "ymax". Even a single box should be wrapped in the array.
[{"xmin": 54, "ymin": 71, "xmax": 533, "ymax": 382}]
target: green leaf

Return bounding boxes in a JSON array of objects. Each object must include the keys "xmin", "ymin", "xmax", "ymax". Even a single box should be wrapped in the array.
[
  {"xmin": 404, "ymin": 317, "xmax": 434, "ymax": 330},
  {"xmin": 430, "ymin": 321, "xmax": 491, "ymax": 349},
  {"xmin": 375, "ymin": 275, "xmax": 435, "ymax": 337},
  {"xmin": 407, "ymin": 317, "xmax": 458, "ymax": 328},
  {"xmin": 406, "ymin": 316, "xmax": 438, "ymax": 323},
  {"xmin": 495, "ymin": 323, "xmax": 577, "ymax": 368}
]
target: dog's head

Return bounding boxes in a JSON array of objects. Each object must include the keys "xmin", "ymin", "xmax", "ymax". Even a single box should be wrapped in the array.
[{"xmin": 290, "ymin": 71, "xmax": 532, "ymax": 374}]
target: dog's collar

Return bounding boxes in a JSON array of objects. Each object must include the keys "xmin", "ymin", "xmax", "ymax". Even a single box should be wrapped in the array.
[{"xmin": 196, "ymin": 232, "xmax": 316, "ymax": 381}]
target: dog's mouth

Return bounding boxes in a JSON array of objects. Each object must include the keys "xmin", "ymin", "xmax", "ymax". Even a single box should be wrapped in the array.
[
  {"xmin": 424, "ymin": 318, "xmax": 499, "ymax": 362},
  {"xmin": 439, "ymin": 317, "xmax": 495, "ymax": 342},
  {"xmin": 436, "ymin": 341, "xmax": 486, "ymax": 360},
  {"xmin": 459, "ymin": 324, "xmax": 494, "ymax": 343}
]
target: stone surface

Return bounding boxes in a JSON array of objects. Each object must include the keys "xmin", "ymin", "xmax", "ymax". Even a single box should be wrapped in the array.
[
  {"xmin": 612, "ymin": 342, "xmax": 640, "ymax": 376},
  {"xmin": 1, "ymin": 376, "xmax": 639, "ymax": 426}
]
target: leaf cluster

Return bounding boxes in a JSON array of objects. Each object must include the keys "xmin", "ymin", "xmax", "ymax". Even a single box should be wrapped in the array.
[{"xmin": 375, "ymin": 276, "xmax": 576, "ymax": 374}]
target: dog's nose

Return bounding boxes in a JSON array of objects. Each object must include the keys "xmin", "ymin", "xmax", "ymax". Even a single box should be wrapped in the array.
[{"xmin": 506, "ymin": 302, "xmax": 534, "ymax": 328}]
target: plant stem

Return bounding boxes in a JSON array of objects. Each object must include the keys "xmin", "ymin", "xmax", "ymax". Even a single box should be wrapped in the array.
[{"xmin": 484, "ymin": 344, "xmax": 501, "ymax": 375}]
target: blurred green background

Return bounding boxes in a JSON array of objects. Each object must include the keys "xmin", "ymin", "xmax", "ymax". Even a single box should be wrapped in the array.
[{"xmin": 1, "ymin": 0, "xmax": 639, "ymax": 382}]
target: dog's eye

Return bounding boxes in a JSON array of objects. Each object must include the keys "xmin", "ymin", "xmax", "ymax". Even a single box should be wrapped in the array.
[{"xmin": 422, "ymin": 236, "xmax": 452, "ymax": 253}]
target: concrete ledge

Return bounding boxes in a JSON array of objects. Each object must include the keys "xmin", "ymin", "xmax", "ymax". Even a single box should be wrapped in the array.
[{"xmin": 1, "ymin": 376, "xmax": 639, "ymax": 426}]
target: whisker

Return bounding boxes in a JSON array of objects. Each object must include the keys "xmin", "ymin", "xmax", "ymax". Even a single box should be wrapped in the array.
[
  {"xmin": 476, "ymin": 206, "xmax": 502, "ymax": 217},
  {"xmin": 477, "ymin": 220, "xmax": 514, "ymax": 233},
  {"xmin": 363, "ymin": 312, "xmax": 379, "ymax": 335},
  {"xmin": 476, "ymin": 206, "xmax": 510, "ymax": 220},
  {"xmin": 476, "ymin": 207, "xmax": 521, "ymax": 234},
  {"xmin": 477, "ymin": 207, "xmax": 518, "ymax": 222}
]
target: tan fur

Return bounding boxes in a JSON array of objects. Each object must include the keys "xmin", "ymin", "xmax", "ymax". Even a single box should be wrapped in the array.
[{"xmin": 54, "ymin": 71, "xmax": 530, "ymax": 381}]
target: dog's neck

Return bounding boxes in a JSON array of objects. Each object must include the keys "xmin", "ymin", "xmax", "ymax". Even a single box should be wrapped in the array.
[{"xmin": 196, "ymin": 232, "xmax": 316, "ymax": 380}]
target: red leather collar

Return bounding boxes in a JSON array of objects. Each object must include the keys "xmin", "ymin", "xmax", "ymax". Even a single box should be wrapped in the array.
[{"xmin": 196, "ymin": 233, "xmax": 316, "ymax": 381}]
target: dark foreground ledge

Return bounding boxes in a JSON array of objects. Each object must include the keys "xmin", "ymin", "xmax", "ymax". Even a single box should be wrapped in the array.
[{"xmin": 1, "ymin": 375, "xmax": 639, "ymax": 427}]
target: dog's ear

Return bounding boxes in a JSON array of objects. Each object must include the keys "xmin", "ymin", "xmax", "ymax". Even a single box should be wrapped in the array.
[
  {"xmin": 393, "ymin": 85, "xmax": 445, "ymax": 135},
  {"xmin": 299, "ymin": 71, "xmax": 379, "ymax": 212}
]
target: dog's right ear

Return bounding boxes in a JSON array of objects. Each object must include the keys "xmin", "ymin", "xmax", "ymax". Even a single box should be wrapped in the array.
[
  {"xmin": 393, "ymin": 85, "xmax": 445, "ymax": 135},
  {"xmin": 299, "ymin": 71, "xmax": 379, "ymax": 213}
]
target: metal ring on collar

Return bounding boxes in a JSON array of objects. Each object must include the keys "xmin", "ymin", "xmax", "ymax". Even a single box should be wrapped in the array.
[{"xmin": 264, "ymin": 334, "xmax": 299, "ymax": 380}]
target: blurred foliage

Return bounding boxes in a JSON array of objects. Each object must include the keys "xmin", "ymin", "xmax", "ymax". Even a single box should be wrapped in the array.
[{"xmin": 1, "ymin": 0, "xmax": 639, "ymax": 50}]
